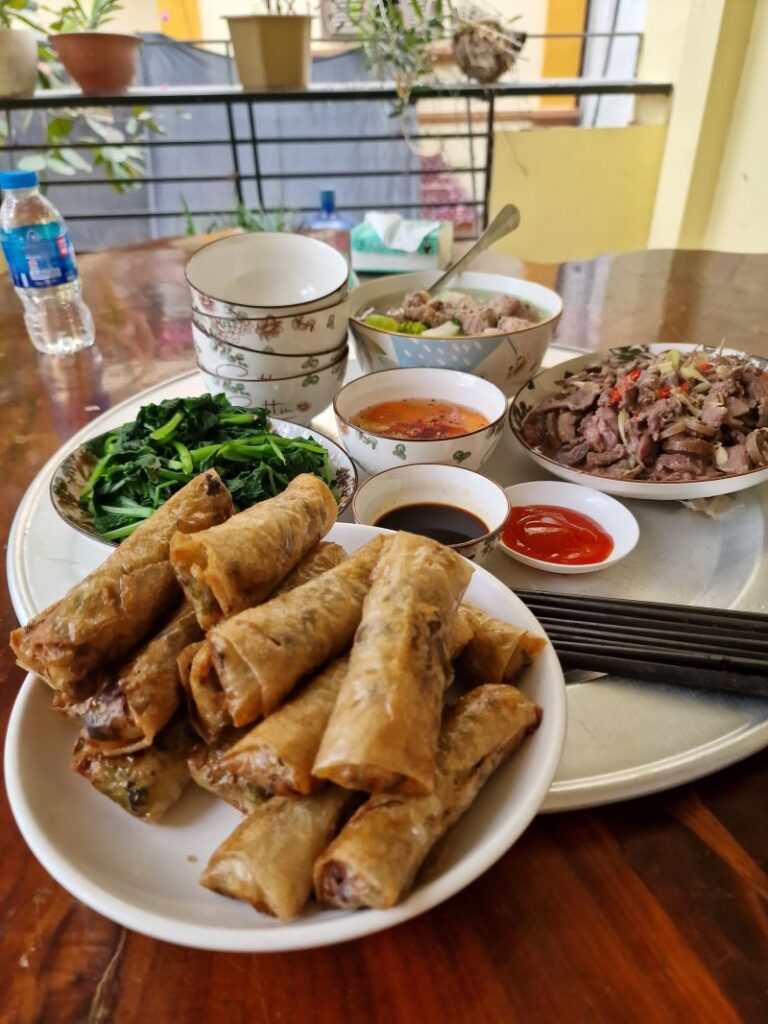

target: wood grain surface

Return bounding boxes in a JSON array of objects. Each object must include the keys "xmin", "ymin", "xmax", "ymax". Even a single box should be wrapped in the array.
[{"xmin": 1, "ymin": 237, "xmax": 767, "ymax": 1024}]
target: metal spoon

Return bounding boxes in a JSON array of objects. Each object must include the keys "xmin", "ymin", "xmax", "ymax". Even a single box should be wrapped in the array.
[{"xmin": 427, "ymin": 203, "xmax": 521, "ymax": 296}]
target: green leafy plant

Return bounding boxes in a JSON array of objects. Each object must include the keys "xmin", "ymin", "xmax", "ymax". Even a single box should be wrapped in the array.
[
  {"xmin": 181, "ymin": 196, "xmax": 297, "ymax": 235},
  {"xmin": 333, "ymin": 0, "xmax": 449, "ymax": 113},
  {"xmin": 0, "ymin": 0, "xmax": 40, "ymax": 30},
  {"xmin": 48, "ymin": 0, "xmax": 122, "ymax": 32}
]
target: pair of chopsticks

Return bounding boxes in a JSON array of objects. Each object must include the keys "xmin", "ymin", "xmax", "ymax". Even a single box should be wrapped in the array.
[{"xmin": 517, "ymin": 589, "xmax": 768, "ymax": 698}]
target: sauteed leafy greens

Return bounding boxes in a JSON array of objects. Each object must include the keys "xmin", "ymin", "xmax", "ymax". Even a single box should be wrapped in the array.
[{"xmin": 80, "ymin": 394, "xmax": 335, "ymax": 540}]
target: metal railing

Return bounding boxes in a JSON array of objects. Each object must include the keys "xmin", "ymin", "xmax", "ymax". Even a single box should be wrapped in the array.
[{"xmin": 0, "ymin": 77, "xmax": 671, "ymax": 242}]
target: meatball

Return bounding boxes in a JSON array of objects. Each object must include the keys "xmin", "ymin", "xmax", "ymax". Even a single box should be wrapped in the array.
[
  {"xmin": 498, "ymin": 315, "xmax": 533, "ymax": 333},
  {"xmin": 490, "ymin": 294, "xmax": 522, "ymax": 319},
  {"xmin": 459, "ymin": 307, "xmax": 498, "ymax": 335}
]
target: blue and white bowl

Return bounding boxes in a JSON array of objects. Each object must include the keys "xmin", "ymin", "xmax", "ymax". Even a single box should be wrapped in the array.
[{"xmin": 350, "ymin": 270, "xmax": 562, "ymax": 397}]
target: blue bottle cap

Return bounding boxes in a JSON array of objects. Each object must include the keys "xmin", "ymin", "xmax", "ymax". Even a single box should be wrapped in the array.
[
  {"xmin": 320, "ymin": 189, "xmax": 335, "ymax": 213},
  {"xmin": 0, "ymin": 169, "xmax": 38, "ymax": 189}
]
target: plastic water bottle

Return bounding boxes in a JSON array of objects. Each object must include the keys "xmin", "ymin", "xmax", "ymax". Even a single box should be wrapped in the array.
[
  {"xmin": 0, "ymin": 169, "xmax": 94, "ymax": 354},
  {"xmin": 302, "ymin": 189, "xmax": 355, "ymax": 263}
]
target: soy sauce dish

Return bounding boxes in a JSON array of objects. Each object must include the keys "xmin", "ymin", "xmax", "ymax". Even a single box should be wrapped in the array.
[
  {"xmin": 500, "ymin": 480, "xmax": 639, "ymax": 574},
  {"xmin": 352, "ymin": 463, "xmax": 511, "ymax": 564}
]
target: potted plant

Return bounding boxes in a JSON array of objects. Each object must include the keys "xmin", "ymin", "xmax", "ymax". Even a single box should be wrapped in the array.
[
  {"xmin": 0, "ymin": 1, "xmax": 39, "ymax": 98},
  {"xmin": 226, "ymin": 2, "xmax": 312, "ymax": 90},
  {"xmin": 48, "ymin": 0, "xmax": 141, "ymax": 95}
]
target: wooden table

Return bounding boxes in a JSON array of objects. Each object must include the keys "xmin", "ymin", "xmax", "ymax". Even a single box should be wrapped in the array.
[{"xmin": 1, "ymin": 237, "xmax": 767, "ymax": 1024}]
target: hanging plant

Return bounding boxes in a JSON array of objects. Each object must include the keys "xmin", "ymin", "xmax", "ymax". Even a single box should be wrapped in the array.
[{"xmin": 451, "ymin": 6, "xmax": 526, "ymax": 84}]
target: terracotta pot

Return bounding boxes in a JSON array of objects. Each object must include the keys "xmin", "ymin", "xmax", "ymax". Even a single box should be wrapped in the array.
[
  {"xmin": 226, "ymin": 15, "xmax": 311, "ymax": 89},
  {"xmin": 49, "ymin": 32, "xmax": 141, "ymax": 95},
  {"xmin": 0, "ymin": 28, "xmax": 38, "ymax": 99}
]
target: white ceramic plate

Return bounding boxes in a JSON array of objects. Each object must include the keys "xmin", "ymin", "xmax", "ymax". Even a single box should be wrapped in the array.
[
  {"xmin": 500, "ymin": 480, "xmax": 640, "ymax": 574},
  {"xmin": 510, "ymin": 343, "xmax": 768, "ymax": 500},
  {"xmin": 4, "ymin": 519, "xmax": 566, "ymax": 952}
]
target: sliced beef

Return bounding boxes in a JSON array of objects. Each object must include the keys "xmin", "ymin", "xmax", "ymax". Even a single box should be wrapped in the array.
[
  {"xmin": 556, "ymin": 410, "xmax": 580, "ymax": 446},
  {"xmin": 720, "ymin": 443, "xmax": 750, "ymax": 474},
  {"xmin": 536, "ymin": 380, "xmax": 601, "ymax": 414},
  {"xmin": 641, "ymin": 397, "xmax": 683, "ymax": 437},
  {"xmin": 700, "ymin": 393, "xmax": 727, "ymax": 429},
  {"xmin": 557, "ymin": 440, "xmax": 590, "ymax": 465},
  {"xmin": 747, "ymin": 372, "xmax": 768, "ymax": 404},
  {"xmin": 653, "ymin": 453, "xmax": 708, "ymax": 477},
  {"xmin": 661, "ymin": 436, "xmax": 714, "ymax": 457},
  {"xmin": 586, "ymin": 445, "xmax": 625, "ymax": 467},
  {"xmin": 595, "ymin": 406, "xmax": 620, "ymax": 450},
  {"xmin": 724, "ymin": 396, "xmax": 751, "ymax": 424},
  {"xmin": 635, "ymin": 432, "xmax": 658, "ymax": 465}
]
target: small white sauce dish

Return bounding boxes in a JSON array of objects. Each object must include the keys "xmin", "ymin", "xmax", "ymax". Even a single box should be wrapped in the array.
[
  {"xmin": 500, "ymin": 480, "xmax": 639, "ymax": 574},
  {"xmin": 352, "ymin": 463, "xmax": 511, "ymax": 563}
]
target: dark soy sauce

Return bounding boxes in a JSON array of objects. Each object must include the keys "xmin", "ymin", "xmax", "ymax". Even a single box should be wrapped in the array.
[{"xmin": 374, "ymin": 503, "xmax": 487, "ymax": 546}]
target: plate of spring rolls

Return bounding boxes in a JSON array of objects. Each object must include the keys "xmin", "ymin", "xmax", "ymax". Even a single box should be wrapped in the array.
[{"xmin": 5, "ymin": 470, "xmax": 566, "ymax": 951}]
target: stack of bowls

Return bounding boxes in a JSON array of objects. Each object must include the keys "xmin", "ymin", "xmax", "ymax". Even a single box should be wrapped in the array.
[{"xmin": 186, "ymin": 233, "xmax": 350, "ymax": 425}]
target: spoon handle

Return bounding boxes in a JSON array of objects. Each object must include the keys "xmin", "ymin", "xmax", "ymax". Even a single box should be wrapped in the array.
[{"xmin": 428, "ymin": 204, "xmax": 521, "ymax": 295}]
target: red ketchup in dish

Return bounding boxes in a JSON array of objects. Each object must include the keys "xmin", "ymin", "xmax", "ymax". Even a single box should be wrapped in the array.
[{"xmin": 502, "ymin": 505, "xmax": 614, "ymax": 565}]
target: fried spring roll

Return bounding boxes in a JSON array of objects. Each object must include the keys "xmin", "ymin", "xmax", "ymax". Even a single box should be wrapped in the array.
[
  {"xmin": 222, "ymin": 657, "xmax": 350, "ymax": 796},
  {"xmin": 456, "ymin": 604, "xmax": 547, "ymax": 685},
  {"xmin": 178, "ymin": 541, "xmax": 351, "ymax": 741},
  {"xmin": 72, "ymin": 714, "xmax": 196, "ymax": 823},
  {"xmin": 314, "ymin": 685, "xmax": 541, "ymax": 910},
  {"xmin": 271, "ymin": 541, "xmax": 346, "ymax": 596},
  {"xmin": 193, "ymin": 534, "xmax": 388, "ymax": 731},
  {"xmin": 170, "ymin": 474, "xmax": 337, "ymax": 629},
  {"xmin": 10, "ymin": 470, "xmax": 232, "ymax": 702},
  {"xmin": 201, "ymin": 786, "xmax": 353, "ymax": 920},
  {"xmin": 313, "ymin": 533, "xmax": 472, "ymax": 796},
  {"xmin": 78, "ymin": 604, "xmax": 203, "ymax": 756},
  {"xmin": 187, "ymin": 730, "xmax": 268, "ymax": 814},
  {"xmin": 223, "ymin": 616, "xmax": 474, "ymax": 797}
]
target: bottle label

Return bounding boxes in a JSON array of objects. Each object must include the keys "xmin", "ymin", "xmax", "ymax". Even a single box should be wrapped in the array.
[{"xmin": 0, "ymin": 222, "xmax": 78, "ymax": 289}]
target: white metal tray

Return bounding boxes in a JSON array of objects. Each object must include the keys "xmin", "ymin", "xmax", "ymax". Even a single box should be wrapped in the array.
[{"xmin": 8, "ymin": 356, "xmax": 768, "ymax": 812}]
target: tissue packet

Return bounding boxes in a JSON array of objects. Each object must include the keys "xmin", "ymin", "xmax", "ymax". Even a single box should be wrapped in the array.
[{"xmin": 351, "ymin": 212, "xmax": 453, "ymax": 273}]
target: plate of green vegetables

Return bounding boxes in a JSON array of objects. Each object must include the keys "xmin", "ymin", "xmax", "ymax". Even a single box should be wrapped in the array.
[{"xmin": 50, "ymin": 392, "xmax": 357, "ymax": 545}]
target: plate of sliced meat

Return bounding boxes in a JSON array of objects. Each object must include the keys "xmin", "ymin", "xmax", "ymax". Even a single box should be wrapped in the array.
[{"xmin": 510, "ymin": 343, "xmax": 768, "ymax": 500}]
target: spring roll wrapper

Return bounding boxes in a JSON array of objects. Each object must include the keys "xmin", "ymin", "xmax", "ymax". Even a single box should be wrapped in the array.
[
  {"xmin": 271, "ymin": 541, "xmax": 346, "ymax": 596},
  {"xmin": 313, "ymin": 533, "xmax": 472, "ymax": 796},
  {"xmin": 223, "ymin": 613, "xmax": 474, "ymax": 797},
  {"xmin": 456, "ymin": 604, "xmax": 546, "ymax": 686},
  {"xmin": 187, "ymin": 729, "xmax": 268, "ymax": 814},
  {"xmin": 170, "ymin": 474, "xmax": 337, "ymax": 629},
  {"xmin": 178, "ymin": 541, "xmax": 351, "ymax": 741},
  {"xmin": 79, "ymin": 604, "xmax": 203, "ymax": 756},
  {"xmin": 201, "ymin": 786, "xmax": 354, "ymax": 920},
  {"xmin": 204, "ymin": 534, "xmax": 389, "ymax": 728},
  {"xmin": 71, "ymin": 714, "xmax": 197, "ymax": 823},
  {"xmin": 10, "ymin": 470, "xmax": 233, "ymax": 701},
  {"xmin": 314, "ymin": 685, "xmax": 541, "ymax": 910}
]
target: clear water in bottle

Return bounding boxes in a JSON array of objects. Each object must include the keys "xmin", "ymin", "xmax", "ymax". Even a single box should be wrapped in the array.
[{"xmin": 0, "ymin": 169, "xmax": 94, "ymax": 355}]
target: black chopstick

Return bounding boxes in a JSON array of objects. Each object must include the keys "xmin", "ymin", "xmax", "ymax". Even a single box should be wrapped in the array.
[
  {"xmin": 529, "ymin": 606, "xmax": 768, "ymax": 645},
  {"xmin": 558, "ymin": 648, "xmax": 768, "ymax": 698},
  {"xmin": 535, "ymin": 617, "xmax": 768, "ymax": 654},
  {"xmin": 517, "ymin": 589, "xmax": 768, "ymax": 630},
  {"xmin": 548, "ymin": 636, "xmax": 767, "ymax": 673}
]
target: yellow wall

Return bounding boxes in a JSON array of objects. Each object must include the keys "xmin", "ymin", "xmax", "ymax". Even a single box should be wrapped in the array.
[
  {"xmin": 641, "ymin": 0, "xmax": 766, "ymax": 253},
  {"xmin": 703, "ymin": 0, "xmax": 768, "ymax": 252},
  {"xmin": 489, "ymin": 124, "xmax": 668, "ymax": 262},
  {"xmin": 540, "ymin": 0, "xmax": 587, "ymax": 107}
]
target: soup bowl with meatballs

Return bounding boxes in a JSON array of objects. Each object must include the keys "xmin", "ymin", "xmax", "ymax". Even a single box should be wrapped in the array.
[{"xmin": 350, "ymin": 270, "xmax": 562, "ymax": 397}]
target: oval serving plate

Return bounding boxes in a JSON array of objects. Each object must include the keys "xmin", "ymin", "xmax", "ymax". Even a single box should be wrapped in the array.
[
  {"xmin": 509, "ymin": 343, "xmax": 768, "ymax": 501},
  {"xmin": 4, "ymin": 519, "xmax": 566, "ymax": 953},
  {"xmin": 51, "ymin": 413, "xmax": 358, "ymax": 546}
]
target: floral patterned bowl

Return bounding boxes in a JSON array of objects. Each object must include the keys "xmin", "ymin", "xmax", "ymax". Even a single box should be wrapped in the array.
[
  {"xmin": 351, "ymin": 463, "xmax": 511, "ymax": 564},
  {"xmin": 333, "ymin": 367, "xmax": 507, "ymax": 475},
  {"xmin": 198, "ymin": 347, "xmax": 348, "ymax": 427},
  {"xmin": 192, "ymin": 321, "xmax": 346, "ymax": 380},
  {"xmin": 191, "ymin": 295, "xmax": 350, "ymax": 356},
  {"xmin": 186, "ymin": 233, "xmax": 349, "ymax": 318},
  {"xmin": 350, "ymin": 270, "xmax": 562, "ymax": 398}
]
